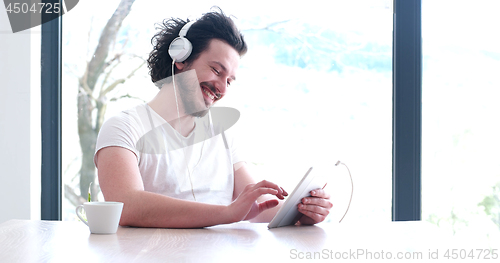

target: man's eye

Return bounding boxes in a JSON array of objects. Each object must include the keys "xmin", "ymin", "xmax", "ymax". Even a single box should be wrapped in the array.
[{"xmin": 212, "ymin": 67, "xmax": 220, "ymax": 75}]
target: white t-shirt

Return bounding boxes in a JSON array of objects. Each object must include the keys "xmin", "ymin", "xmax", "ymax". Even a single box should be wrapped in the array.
[{"xmin": 94, "ymin": 103, "xmax": 242, "ymax": 205}]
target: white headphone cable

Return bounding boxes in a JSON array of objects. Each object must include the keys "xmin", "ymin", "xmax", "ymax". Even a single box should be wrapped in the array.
[
  {"xmin": 335, "ymin": 160, "xmax": 353, "ymax": 223},
  {"xmin": 171, "ymin": 59, "xmax": 198, "ymax": 201}
]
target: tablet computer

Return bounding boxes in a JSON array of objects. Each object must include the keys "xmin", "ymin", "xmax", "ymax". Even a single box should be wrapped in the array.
[{"xmin": 267, "ymin": 167, "xmax": 327, "ymax": 228}]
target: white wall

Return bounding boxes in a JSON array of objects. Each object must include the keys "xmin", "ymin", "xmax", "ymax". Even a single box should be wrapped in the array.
[{"xmin": 0, "ymin": 6, "xmax": 41, "ymax": 223}]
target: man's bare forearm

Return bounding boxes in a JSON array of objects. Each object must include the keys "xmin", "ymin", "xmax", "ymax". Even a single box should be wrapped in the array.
[{"xmin": 112, "ymin": 190, "xmax": 234, "ymax": 228}]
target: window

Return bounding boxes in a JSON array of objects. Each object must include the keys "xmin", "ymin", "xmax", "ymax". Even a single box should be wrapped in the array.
[
  {"xmin": 60, "ymin": 0, "xmax": 393, "ymax": 222},
  {"xmin": 422, "ymin": 0, "xmax": 500, "ymax": 245}
]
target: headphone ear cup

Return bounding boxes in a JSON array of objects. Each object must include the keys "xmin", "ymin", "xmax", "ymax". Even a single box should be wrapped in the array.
[{"xmin": 168, "ymin": 36, "xmax": 193, "ymax": 62}]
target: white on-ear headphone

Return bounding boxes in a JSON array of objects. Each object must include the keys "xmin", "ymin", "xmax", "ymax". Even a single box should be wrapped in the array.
[{"xmin": 168, "ymin": 21, "xmax": 195, "ymax": 62}]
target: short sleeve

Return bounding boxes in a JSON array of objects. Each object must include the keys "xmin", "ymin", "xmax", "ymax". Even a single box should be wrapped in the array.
[{"xmin": 94, "ymin": 110, "xmax": 143, "ymax": 168}]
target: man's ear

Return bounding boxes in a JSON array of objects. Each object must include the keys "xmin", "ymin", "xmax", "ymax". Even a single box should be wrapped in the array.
[{"xmin": 175, "ymin": 62, "xmax": 186, "ymax": 71}]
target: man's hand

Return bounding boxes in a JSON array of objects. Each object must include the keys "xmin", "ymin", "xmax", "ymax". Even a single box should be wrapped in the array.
[
  {"xmin": 297, "ymin": 189, "xmax": 333, "ymax": 225},
  {"xmin": 227, "ymin": 180, "xmax": 288, "ymax": 222}
]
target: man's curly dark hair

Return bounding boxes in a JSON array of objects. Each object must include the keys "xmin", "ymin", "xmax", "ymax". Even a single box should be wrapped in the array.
[{"xmin": 147, "ymin": 7, "xmax": 248, "ymax": 88}]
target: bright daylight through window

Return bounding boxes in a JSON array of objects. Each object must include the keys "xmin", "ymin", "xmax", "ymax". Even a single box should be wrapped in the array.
[
  {"xmin": 62, "ymin": 0, "xmax": 393, "ymax": 224},
  {"xmin": 422, "ymin": 0, "xmax": 500, "ymax": 246}
]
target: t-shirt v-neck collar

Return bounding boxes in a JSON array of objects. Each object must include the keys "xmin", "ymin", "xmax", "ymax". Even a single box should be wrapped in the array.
[{"xmin": 145, "ymin": 103, "xmax": 197, "ymax": 140}]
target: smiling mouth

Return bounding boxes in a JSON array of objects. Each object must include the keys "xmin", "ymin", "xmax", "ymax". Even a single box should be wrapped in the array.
[{"xmin": 201, "ymin": 85, "xmax": 221, "ymax": 103}]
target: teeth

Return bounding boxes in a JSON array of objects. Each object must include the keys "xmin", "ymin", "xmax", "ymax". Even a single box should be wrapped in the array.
[{"xmin": 203, "ymin": 88, "xmax": 215, "ymax": 100}]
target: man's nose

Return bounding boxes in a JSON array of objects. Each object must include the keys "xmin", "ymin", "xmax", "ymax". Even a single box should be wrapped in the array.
[{"xmin": 214, "ymin": 79, "xmax": 227, "ymax": 98}]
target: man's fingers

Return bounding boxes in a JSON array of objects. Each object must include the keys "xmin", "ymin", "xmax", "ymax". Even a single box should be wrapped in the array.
[
  {"xmin": 235, "ymin": 180, "xmax": 286, "ymax": 222},
  {"xmin": 298, "ymin": 200, "xmax": 331, "ymax": 225},
  {"xmin": 299, "ymin": 202, "xmax": 329, "ymax": 214},
  {"xmin": 297, "ymin": 206, "xmax": 328, "ymax": 223},
  {"xmin": 297, "ymin": 189, "xmax": 333, "ymax": 225},
  {"xmin": 254, "ymin": 187, "xmax": 279, "ymax": 197},
  {"xmin": 242, "ymin": 187, "xmax": 278, "ymax": 203},
  {"xmin": 281, "ymin": 187, "xmax": 289, "ymax": 196},
  {"xmin": 301, "ymin": 196, "xmax": 333, "ymax": 209},
  {"xmin": 248, "ymin": 180, "xmax": 286, "ymax": 199},
  {"xmin": 258, "ymin": 199, "xmax": 279, "ymax": 213},
  {"xmin": 256, "ymin": 180, "xmax": 284, "ymax": 195},
  {"xmin": 310, "ymin": 189, "xmax": 330, "ymax": 199}
]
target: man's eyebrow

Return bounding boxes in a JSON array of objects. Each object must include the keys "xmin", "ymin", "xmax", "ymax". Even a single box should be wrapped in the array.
[{"xmin": 211, "ymin": 61, "xmax": 236, "ymax": 81}]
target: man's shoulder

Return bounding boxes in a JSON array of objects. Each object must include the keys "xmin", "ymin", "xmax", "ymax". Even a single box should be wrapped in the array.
[
  {"xmin": 105, "ymin": 104, "xmax": 149, "ymax": 127},
  {"xmin": 95, "ymin": 104, "xmax": 148, "ymax": 164},
  {"xmin": 97, "ymin": 104, "xmax": 155, "ymax": 143}
]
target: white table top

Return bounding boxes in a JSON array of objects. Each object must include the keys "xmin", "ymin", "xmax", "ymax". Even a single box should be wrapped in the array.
[{"xmin": 0, "ymin": 219, "xmax": 497, "ymax": 262}]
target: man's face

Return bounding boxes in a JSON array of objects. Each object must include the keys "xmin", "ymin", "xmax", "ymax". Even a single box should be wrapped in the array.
[{"xmin": 175, "ymin": 39, "xmax": 240, "ymax": 117}]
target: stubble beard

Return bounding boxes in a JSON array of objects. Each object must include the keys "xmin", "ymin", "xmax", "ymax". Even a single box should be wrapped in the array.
[{"xmin": 176, "ymin": 70, "xmax": 209, "ymax": 118}]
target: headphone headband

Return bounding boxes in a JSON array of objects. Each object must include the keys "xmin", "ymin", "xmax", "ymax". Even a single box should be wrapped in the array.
[{"xmin": 179, "ymin": 21, "xmax": 195, "ymax": 38}]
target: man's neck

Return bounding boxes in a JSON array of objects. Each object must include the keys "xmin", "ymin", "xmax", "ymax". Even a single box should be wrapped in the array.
[{"xmin": 148, "ymin": 83, "xmax": 195, "ymax": 137}]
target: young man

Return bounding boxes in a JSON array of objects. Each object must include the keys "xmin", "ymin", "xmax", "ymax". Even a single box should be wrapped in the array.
[{"xmin": 94, "ymin": 9, "xmax": 332, "ymax": 228}]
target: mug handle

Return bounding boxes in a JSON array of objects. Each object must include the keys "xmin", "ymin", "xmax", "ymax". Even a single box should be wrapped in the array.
[{"xmin": 75, "ymin": 205, "xmax": 88, "ymax": 226}]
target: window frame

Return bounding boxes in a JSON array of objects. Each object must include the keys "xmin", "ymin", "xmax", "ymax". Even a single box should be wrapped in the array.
[
  {"xmin": 41, "ymin": 0, "xmax": 422, "ymax": 221},
  {"xmin": 392, "ymin": 0, "xmax": 422, "ymax": 221},
  {"xmin": 41, "ymin": 0, "xmax": 62, "ymax": 220}
]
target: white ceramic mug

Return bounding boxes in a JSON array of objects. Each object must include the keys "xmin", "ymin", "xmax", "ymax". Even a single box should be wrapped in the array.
[{"xmin": 76, "ymin": 202, "xmax": 124, "ymax": 234}]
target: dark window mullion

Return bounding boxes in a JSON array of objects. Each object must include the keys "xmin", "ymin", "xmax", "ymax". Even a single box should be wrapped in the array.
[
  {"xmin": 41, "ymin": 0, "xmax": 62, "ymax": 221},
  {"xmin": 392, "ymin": 0, "xmax": 422, "ymax": 221}
]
